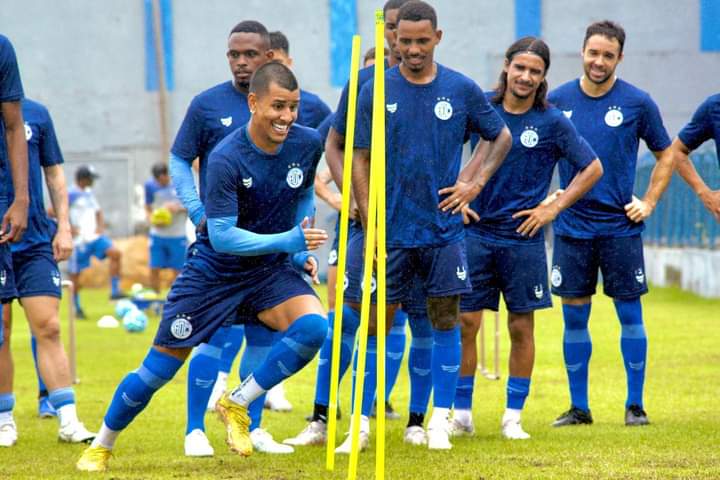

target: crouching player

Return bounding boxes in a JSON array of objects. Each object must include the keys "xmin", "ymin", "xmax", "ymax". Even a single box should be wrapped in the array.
[
  {"xmin": 76, "ymin": 62, "xmax": 329, "ymax": 472},
  {"xmin": 451, "ymin": 37, "xmax": 602, "ymax": 439}
]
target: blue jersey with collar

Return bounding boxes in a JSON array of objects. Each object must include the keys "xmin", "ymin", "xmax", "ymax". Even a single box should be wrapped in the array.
[
  {"xmin": 468, "ymin": 96, "xmax": 596, "ymax": 245},
  {"xmin": 298, "ymin": 89, "xmax": 331, "ymax": 129},
  {"xmin": 548, "ymin": 78, "xmax": 671, "ymax": 238},
  {"xmin": 678, "ymin": 93, "xmax": 720, "ymax": 163},
  {"xmin": 202, "ymin": 124, "xmax": 322, "ymax": 274},
  {"xmin": 0, "ymin": 35, "xmax": 24, "ymax": 208},
  {"xmin": 10, "ymin": 99, "xmax": 63, "ymax": 252},
  {"xmin": 355, "ymin": 64, "xmax": 505, "ymax": 247}
]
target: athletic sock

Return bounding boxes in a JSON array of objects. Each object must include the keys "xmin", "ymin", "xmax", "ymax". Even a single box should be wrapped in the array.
[
  {"xmin": 30, "ymin": 336, "xmax": 48, "ymax": 395},
  {"xmin": 110, "ymin": 276, "xmax": 120, "ymax": 296},
  {"xmin": 185, "ymin": 342, "xmax": 222, "ymax": 434},
  {"xmin": 454, "ymin": 374, "xmax": 474, "ymax": 411},
  {"xmin": 91, "ymin": 422, "xmax": 119, "ymax": 450},
  {"xmin": 48, "ymin": 387, "xmax": 77, "ymax": 427},
  {"xmin": 219, "ymin": 325, "xmax": 245, "ymax": 374},
  {"xmin": 312, "ymin": 403, "xmax": 329, "ymax": 424},
  {"xmin": 350, "ymin": 335, "xmax": 377, "ymax": 417},
  {"xmin": 239, "ymin": 322, "xmax": 275, "ymax": 431},
  {"xmin": 408, "ymin": 311, "xmax": 432, "ymax": 416},
  {"xmin": 385, "ymin": 309, "xmax": 407, "ymax": 401},
  {"xmin": 407, "ymin": 411, "xmax": 425, "ymax": 428},
  {"xmin": 506, "ymin": 376, "xmax": 531, "ymax": 410},
  {"xmin": 614, "ymin": 298, "xmax": 647, "ymax": 408},
  {"xmin": 314, "ymin": 305, "xmax": 360, "ymax": 407},
  {"xmin": 73, "ymin": 292, "xmax": 82, "ymax": 313},
  {"xmin": 103, "ymin": 348, "xmax": 183, "ymax": 432},
  {"xmin": 0, "ymin": 393, "xmax": 15, "ymax": 422},
  {"xmin": 431, "ymin": 326, "xmax": 461, "ymax": 409},
  {"xmin": 562, "ymin": 303, "xmax": 592, "ymax": 411}
]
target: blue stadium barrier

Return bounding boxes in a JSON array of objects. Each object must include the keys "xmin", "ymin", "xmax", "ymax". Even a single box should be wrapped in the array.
[{"xmin": 635, "ymin": 150, "xmax": 719, "ymax": 248}]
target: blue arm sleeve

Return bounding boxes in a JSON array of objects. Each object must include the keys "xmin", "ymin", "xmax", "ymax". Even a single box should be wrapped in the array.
[
  {"xmin": 169, "ymin": 152, "xmax": 205, "ymax": 225},
  {"xmin": 208, "ymin": 216, "xmax": 306, "ymax": 256},
  {"xmin": 291, "ymin": 251, "xmax": 318, "ymax": 272},
  {"xmin": 295, "ymin": 186, "xmax": 316, "ymax": 224}
]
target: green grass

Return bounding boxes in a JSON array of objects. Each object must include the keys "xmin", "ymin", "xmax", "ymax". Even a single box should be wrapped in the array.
[{"xmin": 1, "ymin": 285, "xmax": 719, "ymax": 479}]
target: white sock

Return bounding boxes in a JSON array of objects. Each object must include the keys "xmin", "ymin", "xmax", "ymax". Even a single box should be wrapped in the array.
[
  {"xmin": 502, "ymin": 408, "xmax": 522, "ymax": 424},
  {"xmin": 0, "ymin": 411, "xmax": 14, "ymax": 424},
  {"xmin": 91, "ymin": 422, "xmax": 119, "ymax": 450},
  {"xmin": 453, "ymin": 408, "xmax": 473, "ymax": 425},
  {"xmin": 57, "ymin": 404, "xmax": 79, "ymax": 428},
  {"xmin": 216, "ymin": 370, "xmax": 228, "ymax": 386},
  {"xmin": 229, "ymin": 375, "xmax": 266, "ymax": 407},
  {"xmin": 429, "ymin": 407, "xmax": 450, "ymax": 429},
  {"xmin": 360, "ymin": 415, "xmax": 370, "ymax": 434}
]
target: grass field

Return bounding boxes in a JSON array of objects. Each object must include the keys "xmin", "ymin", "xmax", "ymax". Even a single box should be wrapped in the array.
[{"xmin": 1, "ymin": 284, "xmax": 719, "ymax": 479}]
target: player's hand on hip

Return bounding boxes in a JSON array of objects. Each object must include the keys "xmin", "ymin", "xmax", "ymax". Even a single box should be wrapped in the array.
[
  {"xmin": 624, "ymin": 195, "xmax": 653, "ymax": 223},
  {"xmin": 540, "ymin": 188, "xmax": 564, "ymax": 206},
  {"xmin": 300, "ymin": 217, "xmax": 327, "ymax": 251},
  {"xmin": 0, "ymin": 198, "xmax": 28, "ymax": 244},
  {"xmin": 53, "ymin": 225, "xmax": 74, "ymax": 261},
  {"xmin": 513, "ymin": 202, "xmax": 560, "ymax": 237},
  {"xmin": 461, "ymin": 205, "xmax": 480, "ymax": 225},
  {"xmin": 304, "ymin": 255, "xmax": 320, "ymax": 285},
  {"xmin": 438, "ymin": 180, "xmax": 481, "ymax": 214},
  {"xmin": 699, "ymin": 189, "xmax": 720, "ymax": 221}
]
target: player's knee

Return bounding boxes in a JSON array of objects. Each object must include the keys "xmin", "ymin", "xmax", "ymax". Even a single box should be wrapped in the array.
[
  {"xmin": 459, "ymin": 312, "xmax": 481, "ymax": 342},
  {"xmin": 107, "ymin": 247, "xmax": 122, "ymax": 260},
  {"xmin": 34, "ymin": 316, "xmax": 62, "ymax": 343},
  {"xmin": 427, "ymin": 295, "xmax": 460, "ymax": 331},
  {"xmin": 294, "ymin": 313, "xmax": 328, "ymax": 351},
  {"xmin": 507, "ymin": 313, "xmax": 533, "ymax": 344}
]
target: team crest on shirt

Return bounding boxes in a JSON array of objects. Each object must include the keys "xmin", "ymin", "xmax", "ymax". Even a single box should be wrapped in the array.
[
  {"xmin": 563, "ymin": 110, "xmax": 573, "ymax": 119},
  {"xmin": 286, "ymin": 163, "xmax": 303, "ymax": 189},
  {"xmin": 220, "ymin": 116, "xmax": 233, "ymax": 127},
  {"xmin": 0, "ymin": 269, "xmax": 6, "ymax": 286},
  {"xmin": 170, "ymin": 314, "xmax": 193, "ymax": 339},
  {"xmin": 24, "ymin": 122, "xmax": 32, "ymax": 141},
  {"xmin": 386, "ymin": 103, "xmax": 398, "ymax": 113},
  {"xmin": 242, "ymin": 177, "xmax": 253, "ymax": 189},
  {"xmin": 52, "ymin": 270, "xmax": 61, "ymax": 287},
  {"xmin": 533, "ymin": 284, "xmax": 544, "ymax": 299},
  {"xmin": 434, "ymin": 97, "xmax": 453, "ymax": 120},
  {"xmin": 634, "ymin": 268, "xmax": 645, "ymax": 284},
  {"xmin": 456, "ymin": 266, "xmax": 467, "ymax": 281},
  {"xmin": 551, "ymin": 265, "xmax": 562, "ymax": 287},
  {"xmin": 520, "ymin": 126, "xmax": 539, "ymax": 148},
  {"xmin": 604, "ymin": 106, "xmax": 623, "ymax": 127}
]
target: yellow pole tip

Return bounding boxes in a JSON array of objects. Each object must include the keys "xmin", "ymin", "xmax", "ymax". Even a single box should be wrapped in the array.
[{"xmin": 375, "ymin": 10, "xmax": 384, "ymax": 23}]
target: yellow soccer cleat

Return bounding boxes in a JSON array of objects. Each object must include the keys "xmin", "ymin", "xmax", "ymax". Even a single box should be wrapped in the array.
[
  {"xmin": 76, "ymin": 445, "xmax": 112, "ymax": 472},
  {"xmin": 215, "ymin": 392, "xmax": 252, "ymax": 456}
]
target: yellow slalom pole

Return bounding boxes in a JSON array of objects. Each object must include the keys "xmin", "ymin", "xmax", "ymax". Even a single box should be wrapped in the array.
[
  {"xmin": 326, "ymin": 34, "xmax": 362, "ymax": 472},
  {"xmin": 372, "ymin": 8, "xmax": 387, "ymax": 480}
]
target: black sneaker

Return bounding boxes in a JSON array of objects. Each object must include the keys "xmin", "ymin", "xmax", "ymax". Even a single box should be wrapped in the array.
[
  {"xmin": 552, "ymin": 406, "xmax": 593, "ymax": 427},
  {"xmin": 304, "ymin": 407, "xmax": 341, "ymax": 422},
  {"xmin": 625, "ymin": 404, "xmax": 649, "ymax": 426}
]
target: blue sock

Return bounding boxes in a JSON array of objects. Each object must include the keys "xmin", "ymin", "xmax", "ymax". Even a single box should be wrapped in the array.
[
  {"xmin": 105, "ymin": 348, "xmax": 183, "ymax": 431},
  {"xmin": 73, "ymin": 292, "xmax": 82, "ymax": 312},
  {"xmin": 431, "ymin": 326, "xmax": 461, "ymax": 409},
  {"xmin": 408, "ymin": 311, "xmax": 432, "ymax": 415},
  {"xmin": 614, "ymin": 298, "xmax": 647, "ymax": 409},
  {"xmin": 253, "ymin": 313, "xmax": 327, "ymax": 390},
  {"xmin": 185, "ymin": 342, "xmax": 222, "ymax": 434},
  {"xmin": 454, "ymin": 375, "xmax": 474, "ymax": 410},
  {"xmin": 219, "ymin": 325, "xmax": 245, "ymax": 374},
  {"xmin": 385, "ymin": 310, "xmax": 407, "ymax": 401},
  {"xmin": 110, "ymin": 276, "xmax": 120, "ymax": 296},
  {"xmin": 314, "ymin": 305, "xmax": 360, "ymax": 406},
  {"xmin": 30, "ymin": 336, "xmax": 48, "ymax": 395},
  {"xmin": 562, "ymin": 303, "xmax": 592, "ymax": 412},
  {"xmin": 240, "ymin": 322, "xmax": 275, "ymax": 431},
  {"xmin": 48, "ymin": 387, "xmax": 75, "ymax": 409},
  {"xmin": 351, "ymin": 335, "xmax": 377, "ymax": 417},
  {"xmin": 0, "ymin": 393, "xmax": 15, "ymax": 413},
  {"xmin": 506, "ymin": 376, "xmax": 531, "ymax": 410}
]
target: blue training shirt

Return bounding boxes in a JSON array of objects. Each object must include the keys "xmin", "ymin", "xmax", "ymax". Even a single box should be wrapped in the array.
[
  {"xmin": 355, "ymin": 64, "xmax": 506, "ymax": 248},
  {"xmin": 468, "ymin": 95, "xmax": 596, "ymax": 245},
  {"xmin": 678, "ymin": 93, "xmax": 720, "ymax": 164},
  {"xmin": 332, "ymin": 60, "xmax": 389, "ymax": 137},
  {"xmin": 317, "ymin": 112, "xmax": 334, "ymax": 146},
  {"xmin": 298, "ymin": 90, "xmax": 331, "ymax": 129},
  {"xmin": 0, "ymin": 35, "xmax": 25, "ymax": 210},
  {"xmin": 548, "ymin": 78, "xmax": 671, "ymax": 239},
  {"xmin": 202, "ymin": 124, "xmax": 322, "ymax": 274}
]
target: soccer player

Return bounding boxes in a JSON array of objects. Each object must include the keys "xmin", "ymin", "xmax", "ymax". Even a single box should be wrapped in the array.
[
  {"xmin": 76, "ymin": 62, "xmax": 329, "ymax": 472},
  {"xmin": 548, "ymin": 20, "xmax": 674, "ymax": 427},
  {"xmin": 672, "ymin": 93, "xmax": 720, "ymax": 221},
  {"xmin": 144, "ymin": 162, "xmax": 187, "ymax": 293},
  {"xmin": 0, "ymin": 98, "xmax": 95, "ymax": 447},
  {"xmin": 67, "ymin": 165, "xmax": 125, "ymax": 318},
  {"xmin": 449, "ymin": 37, "xmax": 603, "ymax": 440},
  {"xmin": 352, "ymin": 0, "xmax": 511, "ymax": 450}
]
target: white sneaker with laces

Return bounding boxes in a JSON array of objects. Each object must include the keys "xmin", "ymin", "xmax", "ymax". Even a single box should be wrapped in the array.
[
  {"xmin": 250, "ymin": 428, "xmax": 294, "ymax": 454},
  {"xmin": 501, "ymin": 417, "xmax": 531, "ymax": 440},
  {"xmin": 58, "ymin": 421, "xmax": 96, "ymax": 443},
  {"xmin": 335, "ymin": 430, "xmax": 369, "ymax": 454},
  {"xmin": 282, "ymin": 421, "xmax": 327, "ymax": 446},
  {"xmin": 403, "ymin": 426, "xmax": 427, "ymax": 446},
  {"xmin": 0, "ymin": 420, "xmax": 17, "ymax": 447},
  {"xmin": 264, "ymin": 383, "xmax": 293, "ymax": 412},
  {"xmin": 427, "ymin": 422, "xmax": 453, "ymax": 450},
  {"xmin": 449, "ymin": 417, "xmax": 475, "ymax": 437},
  {"xmin": 184, "ymin": 429, "xmax": 214, "ymax": 456}
]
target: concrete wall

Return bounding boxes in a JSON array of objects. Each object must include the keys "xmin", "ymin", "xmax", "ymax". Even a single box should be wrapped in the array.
[{"xmin": 644, "ymin": 246, "xmax": 720, "ymax": 298}]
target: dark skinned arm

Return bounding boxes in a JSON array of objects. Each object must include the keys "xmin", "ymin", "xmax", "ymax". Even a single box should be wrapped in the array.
[
  {"xmin": 0, "ymin": 100, "xmax": 28, "ymax": 243},
  {"xmin": 671, "ymin": 137, "xmax": 720, "ymax": 220}
]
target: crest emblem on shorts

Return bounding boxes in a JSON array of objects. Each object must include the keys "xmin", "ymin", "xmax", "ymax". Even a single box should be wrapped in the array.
[
  {"xmin": 286, "ymin": 163, "xmax": 303, "ymax": 189},
  {"xmin": 170, "ymin": 314, "xmax": 193, "ymax": 340},
  {"xmin": 534, "ymin": 284, "xmax": 544, "ymax": 299},
  {"xmin": 551, "ymin": 266, "xmax": 562, "ymax": 287},
  {"xmin": 220, "ymin": 116, "xmax": 233, "ymax": 127},
  {"xmin": 563, "ymin": 110, "xmax": 573, "ymax": 119},
  {"xmin": 386, "ymin": 103, "xmax": 397, "ymax": 113},
  {"xmin": 24, "ymin": 123, "xmax": 32, "ymax": 141},
  {"xmin": 520, "ymin": 126, "xmax": 539, "ymax": 148},
  {"xmin": 52, "ymin": 270, "xmax": 61, "ymax": 287},
  {"xmin": 634, "ymin": 268, "xmax": 645, "ymax": 284},
  {"xmin": 604, "ymin": 106, "xmax": 623, "ymax": 127},
  {"xmin": 343, "ymin": 274, "xmax": 349, "ymax": 291},
  {"xmin": 242, "ymin": 177, "xmax": 253, "ymax": 188},
  {"xmin": 361, "ymin": 275, "xmax": 377, "ymax": 293},
  {"xmin": 328, "ymin": 249, "xmax": 338, "ymax": 264},
  {"xmin": 434, "ymin": 97, "xmax": 453, "ymax": 120},
  {"xmin": 456, "ymin": 266, "xmax": 467, "ymax": 281},
  {"xmin": 0, "ymin": 269, "xmax": 6, "ymax": 286}
]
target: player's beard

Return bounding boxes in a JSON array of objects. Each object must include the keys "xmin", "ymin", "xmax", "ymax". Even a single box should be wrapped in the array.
[{"xmin": 584, "ymin": 64, "xmax": 615, "ymax": 85}]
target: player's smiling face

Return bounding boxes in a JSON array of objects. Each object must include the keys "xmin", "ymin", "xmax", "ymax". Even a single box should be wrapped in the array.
[
  {"xmin": 582, "ymin": 34, "xmax": 623, "ymax": 86},
  {"xmin": 505, "ymin": 52, "xmax": 546, "ymax": 100},
  {"xmin": 227, "ymin": 33, "xmax": 272, "ymax": 92},
  {"xmin": 248, "ymin": 81, "xmax": 300, "ymax": 152},
  {"xmin": 396, "ymin": 19, "xmax": 441, "ymax": 74}
]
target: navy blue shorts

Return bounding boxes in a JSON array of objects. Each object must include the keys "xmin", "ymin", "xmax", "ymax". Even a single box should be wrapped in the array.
[
  {"xmin": 68, "ymin": 235, "xmax": 113, "ymax": 274},
  {"xmin": 328, "ymin": 214, "xmax": 341, "ymax": 267},
  {"xmin": 460, "ymin": 235, "xmax": 551, "ymax": 314},
  {"xmin": 149, "ymin": 234, "xmax": 187, "ymax": 270},
  {"xmin": 401, "ymin": 275, "xmax": 427, "ymax": 317},
  {"xmin": 0, "ymin": 244, "xmax": 17, "ymax": 303},
  {"xmin": 11, "ymin": 244, "xmax": 62, "ymax": 299},
  {"xmin": 550, "ymin": 234, "xmax": 648, "ymax": 300},
  {"xmin": 155, "ymin": 254, "xmax": 317, "ymax": 348}
]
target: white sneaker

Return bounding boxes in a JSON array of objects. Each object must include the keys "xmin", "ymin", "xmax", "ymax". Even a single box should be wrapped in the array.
[
  {"xmin": 403, "ymin": 426, "xmax": 427, "ymax": 446},
  {"xmin": 282, "ymin": 421, "xmax": 327, "ymax": 446},
  {"xmin": 502, "ymin": 417, "xmax": 531, "ymax": 440},
  {"xmin": 250, "ymin": 428, "xmax": 294, "ymax": 454},
  {"xmin": 427, "ymin": 423, "xmax": 453, "ymax": 450},
  {"xmin": 184, "ymin": 429, "xmax": 214, "ymax": 457},
  {"xmin": 0, "ymin": 420, "xmax": 17, "ymax": 447},
  {"xmin": 264, "ymin": 383, "xmax": 293, "ymax": 412},
  {"xmin": 58, "ymin": 422, "xmax": 96, "ymax": 443},
  {"xmin": 449, "ymin": 417, "xmax": 475, "ymax": 437},
  {"xmin": 335, "ymin": 430, "xmax": 369, "ymax": 454},
  {"xmin": 207, "ymin": 373, "xmax": 227, "ymax": 412}
]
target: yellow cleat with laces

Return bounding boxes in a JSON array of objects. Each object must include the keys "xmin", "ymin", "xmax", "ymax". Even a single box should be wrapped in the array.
[
  {"xmin": 76, "ymin": 445, "xmax": 112, "ymax": 472},
  {"xmin": 215, "ymin": 392, "xmax": 252, "ymax": 456}
]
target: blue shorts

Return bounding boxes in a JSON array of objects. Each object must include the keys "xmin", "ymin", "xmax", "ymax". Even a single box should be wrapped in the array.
[
  {"xmin": 155, "ymin": 254, "xmax": 317, "ymax": 348},
  {"xmin": 68, "ymin": 235, "xmax": 113, "ymax": 274},
  {"xmin": 550, "ymin": 234, "xmax": 648, "ymax": 300},
  {"xmin": 460, "ymin": 235, "xmax": 551, "ymax": 314},
  {"xmin": 149, "ymin": 235, "xmax": 187, "ymax": 270},
  {"xmin": 0, "ymin": 244, "xmax": 17, "ymax": 303},
  {"xmin": 11, "ymin": 244, "xmax": 62, "ymax": 299},
  {"xmin": 328, "ymin": 214, "xmax": 341, "ymax": 267},
  {"xmin": 401, "ymin": 275, "xmax": 427, "ymax": 317}
]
